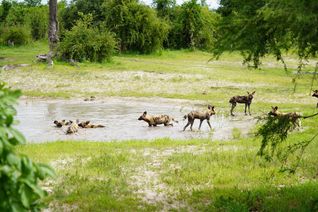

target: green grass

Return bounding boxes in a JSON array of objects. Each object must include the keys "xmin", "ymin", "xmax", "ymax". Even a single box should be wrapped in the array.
[
  {"xmin": 3, "ymin": 41, "xmax": 318, "ymax": 210},
  {"xmin": 18, "ymin": 129, "xmax": 318, "ymax": 211},
  {"xmin": 1, "ymin": 41, "xmax": 318, "ymax": 106}
]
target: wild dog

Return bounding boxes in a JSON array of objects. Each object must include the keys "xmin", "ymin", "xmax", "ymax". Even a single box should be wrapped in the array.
[
  {"xmin": 53, "ymin": 120, "xmax": 71, "ymax": 128},
  {"xmin": 78, "ymin": 121, "xmax": 105, "ymax": 128},
  {"xmin": 229, "ymin": 91, "xmax": 255, "ymax": 116},
  {"xmin": 183, "ymin": 105, "xmax": 215, "ymax": 131},
  {"xmin": 312, "ymin": 90, "xmax": 318, "ymax": 108},
  {"xmin": 66, "ymin": 120, "xmax": 79, "ymax": 134},
  {"xmin": 268, "ymin": 106, "xmax": 302, "ymax": 129},
  {"xmin": 138, "ymin": 112, "xmax": 178, "ymax": 127}
]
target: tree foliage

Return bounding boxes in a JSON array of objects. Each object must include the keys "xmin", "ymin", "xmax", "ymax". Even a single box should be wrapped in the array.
[
  {"xmin": 58, "ymin": 14, "xmax": 117, "ymax": 62},
  {"xmin": 103, "ymin": 0, "xmax": 169, "ymax": 53},
  {"xmin": 0, "ymin": 82, "xmax": 55, "ymax": 211},
  {"xmin": 215, "ymin": 0, "xmax": 318, "ymax": 69}
]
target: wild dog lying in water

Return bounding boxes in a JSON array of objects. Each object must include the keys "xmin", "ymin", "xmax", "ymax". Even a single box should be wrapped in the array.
[
  {"xmin": 66, "ymin": 120, "xmax": 79, "ymax": 134},
  {"xmin": 229, "ymin": 91, "xmax": 255, "ymax": 116},
  {"xmin": 138, "ymin": 111, "xmax": 178, "ymax": 127},
  {"xmin": 78, "ymin": 121, "xmax": 105, "ymax": 128},
  {"xmin": 312, "ymin": 90, "xmax": 318, "ymax": 108},
  {"xmin": 183, "ymin": 105, "xmax": 215, "ymax": 131},
  {"xmin": 53, "ymin": 120, "xmax": 71, "ymax": 128}
]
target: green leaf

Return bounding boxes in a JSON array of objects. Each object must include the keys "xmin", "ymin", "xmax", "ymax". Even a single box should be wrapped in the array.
[
  {"xmin": 8, "ymin": 128, "xmax": 26, "ymax": 145},
  {"xmin": 7, "ymin": 153, "xmax": 21, "ymax": 167},
  {"xmin": 37, "ymin": 164, "xmax": 56, "ymax": 179},
  {"xmin": 19, "ymin": 184, "xmax": 30, "ymax": 208}
]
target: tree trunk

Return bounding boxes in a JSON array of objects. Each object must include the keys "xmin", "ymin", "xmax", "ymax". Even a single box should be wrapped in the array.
[{"xmin": 48, "ymin": 0, "xmax": 58, "ymax": 66}]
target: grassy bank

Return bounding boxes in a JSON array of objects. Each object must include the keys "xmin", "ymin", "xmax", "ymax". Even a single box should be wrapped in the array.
[
  {"xmin": 3, "ymin": 42, "xmax": 318, "ymax": 211},
  {"xmin": 1, "ymin": 42, "xmax": 318, "ymax": 108},
  {"xmin": 18, "ymin": 133, "xmax": 318, "ymax": 211}
]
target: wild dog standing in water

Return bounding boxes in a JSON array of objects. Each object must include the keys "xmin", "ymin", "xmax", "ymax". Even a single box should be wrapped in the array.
[
  {"xmin": 138, "ymin": 112, "xmax": 178, "ymax": 127},
  {"xmin": 66, "ymin": 120, "xmax": 79, "ymax": 134},
  {"xmin": 78, "ymin": 120, "xmax": 105, "ymax": 128},
  {"xmin": 312, "ymin": 90, "xmax": 318, "ymax": 108},
  {"xmin": 229, "ymin": 91, "xmax": 255, "ymax": 116},
  {"xmin": 183, "ymin": 105, "xmax": 215, "ymax": 131},
  {"xmin": 53, "ymin": 120, "xmax": 71, "ymax": 128}
]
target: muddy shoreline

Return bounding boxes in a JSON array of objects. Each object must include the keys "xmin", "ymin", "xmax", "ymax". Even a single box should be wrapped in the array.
[{"xmin": 16, "ymin": 97, "xmax": 257, "ymax": 143}]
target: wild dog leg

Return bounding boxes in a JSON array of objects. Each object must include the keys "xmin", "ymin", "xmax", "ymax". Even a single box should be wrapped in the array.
[
  {"xmin": 207, "ymin": 119, "xmax": 212, "ymax": 130},
  {"xmin": 190, "ymin": 120, "xmax": 194, "ymax": 131},
  {"xmin": 183, "ymin": 121, "xmax": 191, "ymax": 131},
  {"xmin": 248, "ymin": 103, "xmax": 251, "ymax": 115},
  {"xmin": 230, "ymin": 102, "xmax": 236, "ymax": 116},
  {"xmin": 198, "ymin": 119, "xmax": 203, "ymax": 130}
]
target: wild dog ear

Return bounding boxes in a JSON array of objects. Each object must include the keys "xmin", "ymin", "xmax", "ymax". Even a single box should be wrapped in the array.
[
  {"xmin": 252, "ymin": 91, "xmax": 256, "ymax": 95},
  {"xmin": 315, "ymin": 90, "xmax": 318, "ymax": 92},
  {"xmin": 211, "ymin": 106, "xmax": 215, "ymax": 110},
  {"xmin": 85, "ymin": 121, "xmax": 90, "ymax": 124},
  {"xmin": 274, "ymin": 106, "xmax": 278, "ymax": 110},
  {"xmin": 208, "ymin": 105, "xmax": 212, "ymax": 109},
  {"xmin": 247, "ymin": 91, "xmax": 250, "ymax": 95},
  {"xmin": 54, "ymin": 120, "xmax": 58, "ymax": 124},
  {"xmin": 143, "ymin": 111, "xmax": 147, "ymax": 115}
]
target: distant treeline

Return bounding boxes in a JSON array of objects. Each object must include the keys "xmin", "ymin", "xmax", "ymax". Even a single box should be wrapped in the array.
[{"xmin": 1, "ymin": 0, "xmax": 317, "ymax": 65}]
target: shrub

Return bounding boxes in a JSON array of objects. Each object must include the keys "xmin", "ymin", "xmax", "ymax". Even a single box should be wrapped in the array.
[
  {"xmin": 1, "ymin": 26, "xmax": 31, "ymax": 46},
  {"xmin": 0, "ymin": 82, "xmax": 55, "ymax": 211},
  {"xmin": 28, "ymin": 6, "xmax": 48, "ymax": 40},
  {"xmin": 103, "ymin": 0, "xmax": 169, "ymax": 53},
  {"xmin": 58, "ymin": 14, "xmax": 117, "ymax": 62}
]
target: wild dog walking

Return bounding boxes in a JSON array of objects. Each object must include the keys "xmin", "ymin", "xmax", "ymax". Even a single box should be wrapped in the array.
[
  {"xmin": 268, "ymin": 106, "xmax": 318, "ymax": 129},
  {"xmin": 312, "ymin": 90, "xmax": 318, "ymax": 108},
  {"xmin": 268, "ymin": 106, "xmax": 302, "ymax": 129},
  {"xmin": 138, "ymin": 111, "xmax": 178, "ymax": 127},
  {"xmin": 78, "ymin": 120, "xmax": 105, "ymax": 128},
  {"xmin": 229, "ymin": 91, "xmax": 255, "ymax": 116},
  {"xmin": 183, "ymin": 105, "xmax": 215, "ymax": 131},
  {"xmin": 66, "ymin": 120, "xmax": 79, "ymax": 134}
]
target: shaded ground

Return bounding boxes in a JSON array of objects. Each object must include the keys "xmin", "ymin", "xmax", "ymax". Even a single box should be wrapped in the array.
[{"xmin": 16, "ymin": 97, "xmax": 256, "ymax": 142}]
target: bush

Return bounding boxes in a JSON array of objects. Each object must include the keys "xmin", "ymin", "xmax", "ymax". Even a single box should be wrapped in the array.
[
  {"xmin": 103, "ymin": 0, "xmax": 169, "ymax": 53},
  {"xmin": 1, "ymin": 26, "xmax": 31, "ymax": 46},
  {"xmin": 0, "ymin": 82, "xmax": 55, "ymax": 211},
  {"xmin": 58, "ymin": 14, "xmax": 117, "ymax": 62},
  {"xmin": 28, "ymin": 6, "xmax": 48, "ymax": 40}
]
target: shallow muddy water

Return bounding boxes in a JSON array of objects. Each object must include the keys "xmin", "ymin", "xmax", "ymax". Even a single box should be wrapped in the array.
[{"xmin": 16, "ymin": 98, "xmax": 257, "ymax": 143}]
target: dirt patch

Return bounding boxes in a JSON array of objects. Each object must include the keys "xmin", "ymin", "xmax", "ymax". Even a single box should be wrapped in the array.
[{"xmin": 129, "ymin": 145, "xmax": 207, "ymax": 210}]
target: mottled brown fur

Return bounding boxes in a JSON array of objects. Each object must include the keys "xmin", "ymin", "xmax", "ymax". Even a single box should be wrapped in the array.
[
  {"xmin": 53, "ymin": 120, "xmax": 71, "ymax": 128},
  {"xmin": 66, "ymin": 120, "xmax": 79, "ymax": 134},
  {"xmin": 138, "ymin": 112, "xmax": 177, "ymax": 127},
  {"xmin": 183, "ymin": 105, "xmax": 215, "ymax": 131},
  {"xmin": 229, "ymin": 91, "xmax": 255, "ymax": 116},
  {"xmin": 268, "ymin": 106, "xmax": 301, "ymax": 128},
  {"xmin": 78, "ymin": 121, "xmax": 105, "ymax": 128},
  {"xmin": 312, "ymin": 90, "xmax": 318, "ymax": 108}
]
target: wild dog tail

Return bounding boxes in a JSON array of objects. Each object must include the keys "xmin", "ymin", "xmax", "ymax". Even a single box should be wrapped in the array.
[
  {"xmin": 302, "ymin": 112, "xmax": 318, "ymax": 119},
  {"xmin": 95, "ymin": 124, "xmax": 105, "ymax": 128}
]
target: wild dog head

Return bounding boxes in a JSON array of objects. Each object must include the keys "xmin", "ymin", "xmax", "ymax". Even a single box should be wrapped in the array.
[
  {"xmin": 312, "ymin": 90, "xmax": 318, "ymax": 98},
  {"xmin": 247, "ymin": 91, "xmax": 256, "ymax": 101},
  {"xmin": 138, "ymin": 111, "xmax": 147, "ymax": 121},
  {"xmin": 268, "ymin": 106, "xmax": 279, "ymax": 116},
  {"xmin": 207, "ymin": 105, "xmax": 216, "ymax": 116}
]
